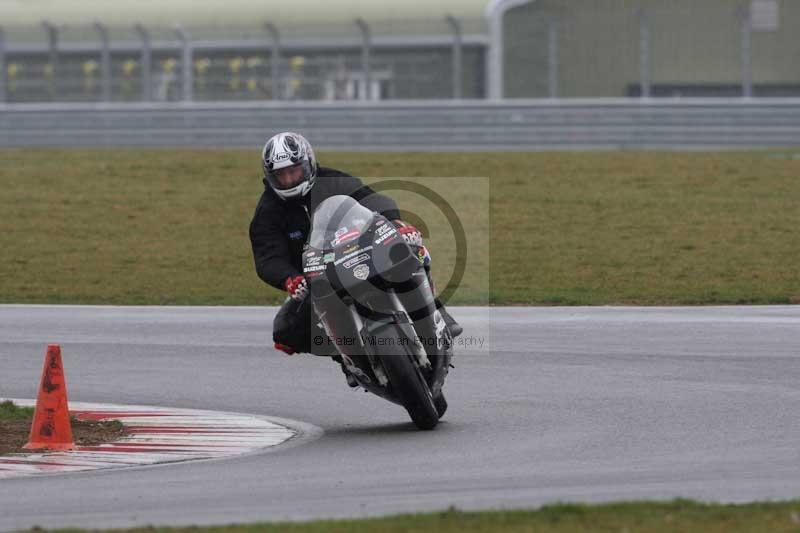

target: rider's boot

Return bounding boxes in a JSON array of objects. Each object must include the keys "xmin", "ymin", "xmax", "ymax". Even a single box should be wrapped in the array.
[
  {"xmin": 341, "ymin": 363, "xmax": 359, "ymax": 388},
  {"xmin": 436, "ymin": 303, "xmax": 463, "ymax": 338}
]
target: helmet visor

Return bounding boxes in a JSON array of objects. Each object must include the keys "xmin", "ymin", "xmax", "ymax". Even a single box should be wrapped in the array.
[{"xmin": 266, "ymin": 160, "xmax": 312, "ymax": 191}]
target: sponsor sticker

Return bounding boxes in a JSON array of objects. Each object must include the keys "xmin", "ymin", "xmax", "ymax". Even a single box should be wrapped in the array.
[
  {"xmin": 343, "ymin": 253, "xmax": 369, "ymax": 269},
  {"xmin": 334, "ymin": 246, "xmax": 373, "ymax": 266},
  {"xmin": 353, "ymin": 264, "xmax": 370, "ymax": 280},
  {"xmin": 332, "ymin": 228, "xmax": 360, "ymax": 246},
  {"xmin": 375, "ymin": 230, "xmax": 397, "ymax": 244}
]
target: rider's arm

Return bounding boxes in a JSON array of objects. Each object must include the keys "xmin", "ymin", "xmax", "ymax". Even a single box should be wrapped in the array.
[{"xmin": 249, "ymin": 204, "xmax": 302, "ymax": 291}]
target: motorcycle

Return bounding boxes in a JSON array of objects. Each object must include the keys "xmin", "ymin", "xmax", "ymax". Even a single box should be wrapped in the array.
[{"xmin": 302, "ymin": 195, "xmax": 453, "ymax": 430}]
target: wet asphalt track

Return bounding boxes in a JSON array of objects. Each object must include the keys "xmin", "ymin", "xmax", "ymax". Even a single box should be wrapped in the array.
[{"xmin": 1, "ymin": 305, "xmax": 799, "ymax": 530}]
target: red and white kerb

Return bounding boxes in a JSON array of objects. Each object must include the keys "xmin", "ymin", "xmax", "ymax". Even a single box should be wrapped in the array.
[{"xmin": 0, "ymin": 400, "xmax": 296, "ymax": 479}]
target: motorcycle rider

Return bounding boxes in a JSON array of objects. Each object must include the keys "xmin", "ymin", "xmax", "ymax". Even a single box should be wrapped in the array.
[{"xmin": 249, "ymin": 131, "xmax": 462, "ymax": 361}]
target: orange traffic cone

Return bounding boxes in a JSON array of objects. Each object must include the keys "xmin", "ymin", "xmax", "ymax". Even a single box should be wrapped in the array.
[{"xmin": 23, "ymin": 344, "xmax": 75, "ymax": 451}]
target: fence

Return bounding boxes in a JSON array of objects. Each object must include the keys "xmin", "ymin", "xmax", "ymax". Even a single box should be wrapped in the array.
[
  {"xmin": 1, "ymin": 99, "xmax": 798, "ymax": 150},
  {"xmin": 500, "ymin": 0, "xmax": 800, "ymax": 99},
  {"xmin": 0, "ymin": 19, "xmax": 487, "ymax": 103}
]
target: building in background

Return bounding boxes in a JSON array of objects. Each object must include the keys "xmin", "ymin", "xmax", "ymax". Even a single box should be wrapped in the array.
[
  {"xmin": 0, "ymin": 0, "xmax": 797, "ymax": 102},
  {"xmin": 503, "ymin": 0, "xmax": 799, "ymax": 98}
]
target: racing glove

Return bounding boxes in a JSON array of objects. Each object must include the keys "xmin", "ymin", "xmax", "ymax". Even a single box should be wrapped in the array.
[
  {"xmin": 393, "ymin": 220, "xmax": 431, "ymax": 267},
  {"xmin": 284, "ymin": 274, "xmax": 308, "ymax": 303},
  {"xmin": 394, "ymin": 220, "xmax": 424, "ymax": 247}
]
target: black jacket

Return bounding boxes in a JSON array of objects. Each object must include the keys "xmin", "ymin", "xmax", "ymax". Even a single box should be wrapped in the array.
[{"xmin": 249, "ymin": 166, "xmax": 401, "ymax": 290}]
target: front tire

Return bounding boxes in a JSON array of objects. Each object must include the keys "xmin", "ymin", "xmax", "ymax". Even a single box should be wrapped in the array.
[
  {"xmin": 433, "ymin": 393, "xmax": 448, "ymax": 418},
  {"xmin": 375, "ymin": 327, "xmax": 439, "ymax": 430}
]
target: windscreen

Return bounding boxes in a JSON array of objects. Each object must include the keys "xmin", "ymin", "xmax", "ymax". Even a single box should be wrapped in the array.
[{"xmin": 308, "ymin": 195, "xmax": 375, "ymax": 249}]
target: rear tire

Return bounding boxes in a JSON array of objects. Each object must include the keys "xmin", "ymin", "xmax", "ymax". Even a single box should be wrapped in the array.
[{"xmin": 376, "ymin": 327, "xmax": 439, "ymax": 430}]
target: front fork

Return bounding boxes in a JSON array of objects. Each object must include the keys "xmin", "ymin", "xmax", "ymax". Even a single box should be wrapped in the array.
[
  {"xmin": 347, "ymin": 307, "xmax": 388, "ymax": 386},
  {"xmin": 349, "ymin": 291, "xmax": 431, "ymax": 387}
]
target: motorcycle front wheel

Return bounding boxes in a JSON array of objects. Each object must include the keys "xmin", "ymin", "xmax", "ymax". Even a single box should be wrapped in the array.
[{"xmin": 374, "ymin": 325, "xmax": 439, "ymax": 430}]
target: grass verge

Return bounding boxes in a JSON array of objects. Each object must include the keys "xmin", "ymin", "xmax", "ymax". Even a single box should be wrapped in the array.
[
  {"xmin": 0, "ymin": 399, "xmax": 34, "ymax": 420},
  {"xmin": 0, "ymin": 400, "xmax": 126, "ymax": 455},
  {"xmin": 27, "ymin": 499, "xmax": 800, "ymax": 532},
  {"xmin": 1, "ymin": 149, "xmax": 798, "ymax": 305}
]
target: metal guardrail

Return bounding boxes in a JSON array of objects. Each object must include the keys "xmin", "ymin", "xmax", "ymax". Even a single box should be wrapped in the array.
[{"xmin": 1, "ymin": 99, "xmax": 799, "ymax": 150}]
